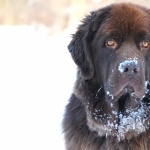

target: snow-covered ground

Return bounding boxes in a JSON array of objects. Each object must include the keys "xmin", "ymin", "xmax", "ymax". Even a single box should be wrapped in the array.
[{"xmin": 0, "ymin": 25, "xmax": 76, "ymax": 150}]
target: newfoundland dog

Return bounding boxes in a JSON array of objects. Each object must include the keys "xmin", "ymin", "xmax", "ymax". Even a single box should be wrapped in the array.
[{"xmin": 63, "ymin": 3, "xmax": 150, "ymax": 150}]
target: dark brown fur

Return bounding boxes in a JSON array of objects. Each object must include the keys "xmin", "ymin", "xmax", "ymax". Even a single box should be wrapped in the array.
[{"xmin": 63, "ymin": 3, "xmax": 150, "ymax": 150}]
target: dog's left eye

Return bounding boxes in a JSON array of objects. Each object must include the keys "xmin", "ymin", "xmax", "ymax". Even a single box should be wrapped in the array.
[
  {"xmin": 106, "ymin": 39, "xmax": 118, "ymax": 49},
  {"xmin": 141, "ymin": 41, "xmax": 149, "ymax": 49}
]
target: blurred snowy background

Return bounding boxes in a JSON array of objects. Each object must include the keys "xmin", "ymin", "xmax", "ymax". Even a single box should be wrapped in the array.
[{"xmin": 0, "ymin": 0, "xmax": 150, "ymax": 150}]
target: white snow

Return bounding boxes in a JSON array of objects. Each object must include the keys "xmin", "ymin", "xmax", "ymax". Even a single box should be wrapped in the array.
[
  {"xmin": 95, "ymin": 87, "xmax": 102, "ymax": 98},
  {"xmin": 145, "ymin": 81, "xmax": 149, "ymax": 87},
  {"xmin": 118, "ymin": 102, "xmax": 147, "ymax": 140},
  {"xmin": 0, "ymin": 25, "xmax": 76, "ymax": 150},
  {"xmin": 106, "ymin": 91, "xmax": 114, "ymax": 100},
  {"xmin": 103, "ymin": 101, "xmax": 148, "ymax": 140}
]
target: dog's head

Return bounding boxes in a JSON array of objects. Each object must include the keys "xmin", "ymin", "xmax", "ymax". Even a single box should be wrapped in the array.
[{"xmin": 68, "ymin": 3, "xmax": 150, "ymax": 140}]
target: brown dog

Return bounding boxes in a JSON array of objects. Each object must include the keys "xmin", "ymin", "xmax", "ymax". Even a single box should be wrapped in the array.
[{"xmin": 63, "ymin": 3, "xmax": 150, "ymax": 150}]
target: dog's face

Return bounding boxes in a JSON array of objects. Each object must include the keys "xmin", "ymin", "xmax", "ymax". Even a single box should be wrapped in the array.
[
  {"xmin": 93, "ymin": 4, "xmax": 149, "ymax": 101},
  {"xmin": 68, "ymin": 3, "xmax": 150, "ymax": 140}
]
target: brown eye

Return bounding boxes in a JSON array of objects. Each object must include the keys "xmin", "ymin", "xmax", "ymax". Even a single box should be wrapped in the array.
[
  {"xmin": 141, "ymin": 41, "xmax": 149, "ymax": 49},
  {"xmin": 106, "ymin": 39, "xmax": 117, "ymax": 48}
]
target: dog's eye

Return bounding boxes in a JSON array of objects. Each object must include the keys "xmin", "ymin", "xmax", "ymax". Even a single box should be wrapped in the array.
[
  {"xmin": 141, "ymin": 41, "xmax": 149, "ymax": 49},
  {"xmin": 106, "ymin": 39, "xmax": 117, "ymax": 49}
]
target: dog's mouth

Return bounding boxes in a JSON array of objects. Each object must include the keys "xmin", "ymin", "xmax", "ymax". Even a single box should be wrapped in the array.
[
  {"xmin": 117, "ymin": 85, "xmax": 138, "ymax": 111},
  {"xmin": 106, "ymin": 83, "xmax": 146, "ymax": 116}
]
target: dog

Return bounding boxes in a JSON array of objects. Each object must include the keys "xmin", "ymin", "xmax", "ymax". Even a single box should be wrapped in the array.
[{"xmin": 63, "ymin": 3, "xmax": 150, "ymax": 150}]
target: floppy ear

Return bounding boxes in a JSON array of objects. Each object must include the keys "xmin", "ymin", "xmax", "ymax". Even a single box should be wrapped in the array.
[{"xmin": 68, "ymin": 7, "xmax": 111, "ymax": 80}]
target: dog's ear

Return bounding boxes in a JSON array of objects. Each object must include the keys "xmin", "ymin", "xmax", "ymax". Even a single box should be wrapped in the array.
[{"xmin": 68, "ymin": 7, "xmax": 111, "ymax": 80}]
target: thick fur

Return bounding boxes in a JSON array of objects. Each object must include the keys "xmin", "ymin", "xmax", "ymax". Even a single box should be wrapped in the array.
[{"xmin": 63, "ymin": 3, "xmax": 150, "ymax": 150}]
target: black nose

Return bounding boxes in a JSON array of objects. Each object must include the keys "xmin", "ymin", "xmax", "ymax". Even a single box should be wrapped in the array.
[{"xmin": 118, "ymin": 60, "xmax": 140, "ymax": 77}]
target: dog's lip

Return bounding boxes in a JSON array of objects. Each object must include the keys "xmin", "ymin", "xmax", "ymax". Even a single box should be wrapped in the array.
[
  {"xmin": 122, "ymin": 82, "xmax": 145, "ymax": 99},
  {"xmin": 106, "ymin": 82, "xmax": 145, "ymax": 101}
]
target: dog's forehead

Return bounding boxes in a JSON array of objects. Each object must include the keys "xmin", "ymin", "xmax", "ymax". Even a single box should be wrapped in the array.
[{"xmin": 102, "ymin": 3, "xmax": 150, "ymax": 36}]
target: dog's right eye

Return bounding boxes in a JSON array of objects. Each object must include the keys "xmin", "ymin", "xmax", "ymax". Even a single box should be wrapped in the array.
[{"xmin": 106, "ymin": 39, "xmax": 118, "ymax": 49}]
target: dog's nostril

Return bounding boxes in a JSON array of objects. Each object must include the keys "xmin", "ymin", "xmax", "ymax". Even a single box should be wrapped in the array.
[
  {"xmin": 133, "ymin": 68, "xmax": 138, "ymax": 73},
  {"xmin": 124, "ymin": 67, "xmax": 129, "ymax": 72}
]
